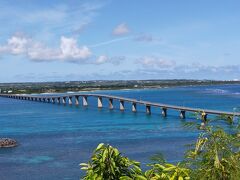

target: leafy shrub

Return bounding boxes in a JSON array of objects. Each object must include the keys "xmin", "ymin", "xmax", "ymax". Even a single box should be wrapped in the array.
[
  {"xmin": 80, "ymin": 143, "xmax": 140, "ymax": 180},
  {"xmin": 186, "ymin": 127, "xmax": 240, "ymax": 180}
]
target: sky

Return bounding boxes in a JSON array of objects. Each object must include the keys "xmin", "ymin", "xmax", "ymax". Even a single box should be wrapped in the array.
[{"xmin": 0, "ymin": 0, "xmax": 240, "ymax": 82}]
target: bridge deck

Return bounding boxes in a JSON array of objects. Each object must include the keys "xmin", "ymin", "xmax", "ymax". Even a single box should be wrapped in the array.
[{"xmin": 1, "ymin": 93, "xmax": 240, "ymax": 116}]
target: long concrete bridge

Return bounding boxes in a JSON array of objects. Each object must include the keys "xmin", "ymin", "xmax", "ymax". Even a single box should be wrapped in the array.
[{"xmin": 1, "ymin": 93, "xmax": 240, "ymax": 121}]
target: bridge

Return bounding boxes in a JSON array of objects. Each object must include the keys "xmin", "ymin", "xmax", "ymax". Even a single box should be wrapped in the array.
[{"xmin": 1, "ymin": 93, "xmax": 240, "ymax": 122}]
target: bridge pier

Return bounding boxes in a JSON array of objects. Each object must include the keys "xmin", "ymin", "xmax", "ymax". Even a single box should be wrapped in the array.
[
  {"xmin": 120, "ymin": 100, "xmax": 124, "ymax": 111},
  {"xmin": 132, "ymin": 102, "xmax": 137, "ymax": 112},
  {"xmin": 83, "ymin": 96, "xmax": 88, "ymax": 106},
  {"xmin": 98, "ymin": 97, "xmax": 103, "ymax": 108},
  {"xmin": 68, "ymin": 97, "xmax": 72, "ymax": 105},
  {"xmin": 51, "ymin": 98, "xmax": 55, "ymax": 103},
  {"xmin": 47, "ymin": 98, "xmax": 50, "ymax": 103},
  {"xmin": 62, "ymin": 97, "xmax": 66, "ymax": 105},
  {"xmin": 162, "ymin": 107, "xmax": 167, "ymax": 117},
  {"xmin": 56, "ymin": 97, "xmax": 60, "ymax": 104},
  {"xmin": 75, "ymin": 96, "xmax": 79, "ymax": 105},
  {"xmin": 180, "ymin": 110, "xmax": 186, "ymax": 119},
  {"xmin": 109, "ymin": 98, "xmax": 113, "ymax": 110},
  {"xmin": 146, "ymin": 105, "xmax": 151, "ymax": 114}
]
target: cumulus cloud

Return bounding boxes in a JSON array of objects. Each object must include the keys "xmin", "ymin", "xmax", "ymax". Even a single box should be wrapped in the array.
[
  {"xmin": 97, "ymin": 64, "xmax": 240, "ymax": 80},
  {"xmin": 0, "ymin": 35, "xmax": 29, "ymax": 54},
  {"xmin": 137, "ymin": 56, "xmax": 176, "ymax": 69},
  {"xmin": 0, "ymin": 35, "xmax": 92, "ymax": 62},
  {"xmin": 112, "ymin": 23, "xmax": 130, "ymax": 36},
  {"xmin": 59, "ymin": 36, "xmax": 91, "ymax": 60},
  {"xmin": 96, "ymin": 55, "xmax": 108, "ymax": 64},
  {"xmin": 0, "ymin": 34, "xmax": 126, "ymax": 65},
  {"xmin": 134, "ymin": 58, "xmax": 240, "ymax": 80},
  {"xmin": 95, "ymin": 55, "xmax": 125, "ymax": 65}
]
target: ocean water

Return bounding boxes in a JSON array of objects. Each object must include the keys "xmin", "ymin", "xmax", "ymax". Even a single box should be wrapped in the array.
[{"xmin": 0, "ymin": 85, "xmax": 239, "ymax": 180}]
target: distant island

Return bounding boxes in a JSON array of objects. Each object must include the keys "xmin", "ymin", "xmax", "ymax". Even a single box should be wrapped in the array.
[{"xmin": 0, "ymin": 79, "xmax": 239, "ymax": 94}]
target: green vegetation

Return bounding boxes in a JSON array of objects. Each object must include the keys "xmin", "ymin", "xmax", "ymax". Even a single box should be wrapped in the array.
[
  {"xmin": 80, "ymin": 117, "xmax": 240, "ymax": 180},
  {"xmin": 0, "ymin": 79, "xmax": 240, "ymax": 94},
  {"xmin": 80, "ymin": 143, "xmax": 140, "ymax": 180},
  {"xmin": 186, "ymin": 127, "xmax": 240, "ymax": 180}
]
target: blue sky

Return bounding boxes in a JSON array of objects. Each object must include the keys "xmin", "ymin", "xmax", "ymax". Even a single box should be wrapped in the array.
[{"xmin": 0, "ymin": 0, "xmax": 239, "ymax": 82}]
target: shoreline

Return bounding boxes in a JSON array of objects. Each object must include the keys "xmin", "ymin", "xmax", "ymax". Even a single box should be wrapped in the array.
[
  {"xmin": 48, "ymin": 83, "xmax": 240, "ymax": 94},
  {"xmin": 1, "ymin": 81, "xmax": 240, "ymax": 95}
]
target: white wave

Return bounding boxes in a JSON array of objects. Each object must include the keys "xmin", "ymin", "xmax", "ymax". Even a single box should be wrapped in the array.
[{"xmin": 206, "ymin": 88, "xmax": 228, "ymax": 94}]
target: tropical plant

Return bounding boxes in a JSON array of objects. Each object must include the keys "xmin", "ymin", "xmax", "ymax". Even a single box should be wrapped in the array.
[
  {"xmin": 142, "ymin": 163, "xmax": 190, "ymax": 180},
  {"xmin": 185, "ymin": 127, "xmax": 240, "ymax": 180},
  {"xmin": 80, "ymin": 143, "xmax": 140, "ymax": 180},
  {"xmin": 80, "ymin": 143, "xmax": 191, "ymax": 180}
]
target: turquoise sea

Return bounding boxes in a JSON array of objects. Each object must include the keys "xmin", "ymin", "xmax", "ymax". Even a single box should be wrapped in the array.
[{"xmin": 0, "ymin": 85, "xmax": 239, "ymax": 180}]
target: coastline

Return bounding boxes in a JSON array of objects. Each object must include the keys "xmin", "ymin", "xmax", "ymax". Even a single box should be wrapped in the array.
[
  {"xmin": 67, "ymin": 83, "xmax": 240, "ymax": 94},
  {"xmin": 1, "ymin": 80, "xmax": 240, "ymax": 94}
]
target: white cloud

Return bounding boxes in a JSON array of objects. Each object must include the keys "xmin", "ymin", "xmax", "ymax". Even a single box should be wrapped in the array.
[
  {"xmin": 0, "ymin": 35, "xmax": 92, "ymax": 62},
  {"xmin": 112, "ymin": 23, "xmax": 130, "ymax": 36},
  {"xmin": 95, "ymin": 55, "xmax": 125, "ymax": 65},
  {"xmin": 137, "ymin": 56, "xmax": 176, "ymax": 69},
  {"xmin": 0, "ymin": 35, "xmax": 29, "ymax": 55},
  {"xmin": 96, "ymin": 55, "xmax": 108, "ymax": 64},
  {"xmin": 0, "ymin": 35, "xmax": 125, "ymax": 65},
  {"xmin": 59, "ymin": 36, "xmax": 91, "ymax": 60},
  {"xmin": 7, "ymin": 36, "xmax": 29, "ymax": 54}
]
